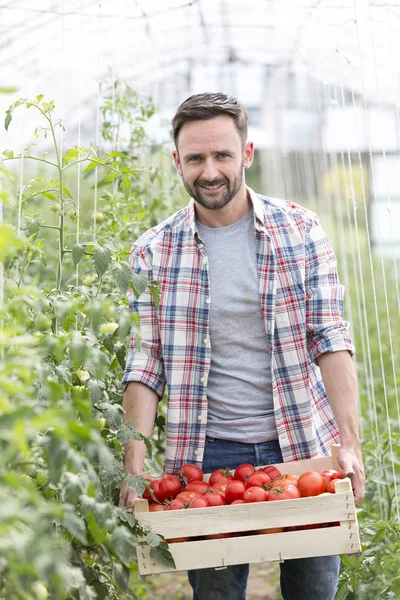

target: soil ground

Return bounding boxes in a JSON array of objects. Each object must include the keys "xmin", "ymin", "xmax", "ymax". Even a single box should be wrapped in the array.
[{"xmin": 145, "ymin": 561, "xmax": 281, "ymax": 599}]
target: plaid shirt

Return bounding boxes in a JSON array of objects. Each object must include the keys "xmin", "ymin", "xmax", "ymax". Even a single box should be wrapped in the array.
[{"xmin": 122, "ymin": 188, "xmax": 354, "ymax": 474}]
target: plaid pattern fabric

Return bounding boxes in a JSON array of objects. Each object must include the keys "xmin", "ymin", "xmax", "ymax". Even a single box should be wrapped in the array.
[{"xmin": 122, "ymin": 188, "xmax": 354, "ymax": 474}]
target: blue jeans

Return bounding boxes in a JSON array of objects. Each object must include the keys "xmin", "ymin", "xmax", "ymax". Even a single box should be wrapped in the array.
[{"xmin": 188, "ymin": 437, "xmax": 340, "ymax": 600}]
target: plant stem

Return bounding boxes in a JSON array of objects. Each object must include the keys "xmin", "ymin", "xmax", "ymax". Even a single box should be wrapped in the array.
[{"xmin": 51, "ymin": 120, "xmax": 64, "ymax": 292}]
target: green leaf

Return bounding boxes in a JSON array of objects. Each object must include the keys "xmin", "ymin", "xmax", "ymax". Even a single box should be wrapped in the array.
[
  {"xmin": 47, "ymin": 435, "xmax": 69, "ymax": 485},
  {"xmin": 102, "ymin": 334, "xmax": 114, "ymax": 354},
  {"xmin": 63, "ymin": 506, "xmax": 87, "ymax": 544},
  {"xmin": 112, "ymin": 562, "xmax": 130, "ymax": 593},
  {"xmin": 93, "ymin": 245, "xmax": 112, "ymax": 277},
  {"xmin": 113, "ymin": 507, "xmax": 136, "ymax": 527},
  {"xmin": 124, "ymin": 475, "xmax": 149, "ymax": 497},
  {"xmin": 121, "ymin": 175, "xmax": 130, "ymax": 199},
  {"xmin": 84, "ymin": 159, "xmax": 104, "ymax": 173},
  {"xmin": 131, "ymin": 272, "xmax": 148, "ymax": 299},
  {"xmin": 115, "ymin": 263, "xmax": 132, "ymax": 294},
  {"xmin": 62, "ymin": 184, "xmax": 73, "ymax": 199},
  {"xmin": 86, "ymin": 511, "xmax": 107, "ymax": 544},
  {"xmin": 115, "ymin": 343, "xmax": 126, "ymax": 369},
  {"xmin": 62, "ymin": 147, "xmax": 81, "ymax": 165},
  {"xmin": 150, "ymin": 542, "xmax": 176, "ymax": 569},
  {"xmin": 102, "ymin": 170, "xmax": 120, "ymax": 184},
  {"xmin": 5, "ymin": 110, "xmax": 12, "ymax": 131},
  {"xmin": 0, "ymin": 86, "xmax": 19, "ymax": 94},
  {"xmin": 72, "ymin": 243, "xmax": 86, "ymax": 266},
  {"xmin": 146, "ymin": 532, "xmax": 163, "ymax": 548},
  {"xmin": 100, "ymin": 402, "xmax": 124, "ymax": 430},
  {"xmin": 86, "ymin": 378, "xmax": 101, "ymax": 404},
  {"xmin": 111, "ymin": 526, "xmax": 137, "ymax": 566},
  {"xmin": 149, "ymin": 284, "xmax": 161, "ymax": 310}
]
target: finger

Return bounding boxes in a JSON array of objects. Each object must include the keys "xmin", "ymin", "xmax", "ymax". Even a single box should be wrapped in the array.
[
  {"xmin": 345, "ymin": 470, "xmax": 355, "ymax": 478},
  {"xmin": 119, "ymin": 486, "xmax": 128, "ymax": 507}
]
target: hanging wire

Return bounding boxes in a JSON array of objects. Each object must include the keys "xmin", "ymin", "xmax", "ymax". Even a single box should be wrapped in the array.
[
  {"xmin": 366, "ymin": 0, "xmax": 400, "ymax": 429},
  {"xmin": 352, "ymin": 0, "xmax": 399, "ymax": 518},
  {"xmin": 75, "ymin": 0, "xmax": 83, "ymax": 290}
]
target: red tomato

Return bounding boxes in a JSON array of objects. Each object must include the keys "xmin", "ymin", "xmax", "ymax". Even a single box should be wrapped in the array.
[
  {"xmin": 234, "ymin": 463, "xmax": 255, "ymax": 482},
  {"xmin": 225, "ymin": 480, "xmax": 246, "ymax": 504},
  {"xmin": 262, "ymin": 465, "xmax": 281, "ymax": 481},
  {"xmin": 157, "ymin": 475, "xmax": 182, "ymax": 502},
  {"xmin": 188, "ymin": 496, "xmax": 209, "ymax": 509},
  {"xmin": 205, "ymin": 492, "xmax": 227, "ymax": 507},
  {"xmin": 178, "ymin": 463, "xmax": 203, "ymax": 484},
  {"xmin": 231, "ymin": 499, "xmax": 245, "ymax": 504},
  {"xmin": 269, "ymin": 478, "xmax": 298, "ymax": 490},
  {"xmin": 245, "ymin": 472, "xmax": 271, "ymax": 489},
  {"xmin": 267, "ymin": 483, "xmax": 301, "ymax": 501},
  {"xmin": 149, "ymin": 503, "xmax": 166, "ymax": 512},
  {"xmin": 143, "ymin": 479, "xmax": 161, "ymax": 502},
  {"xmin": 167, "ymin": 499, "xmax": 186, "ymax": 510},
  {"xmin": 211, "ymin": 482, "xmax": 228, "ymax": 495},
  {"xmin": 321, "ymin": 470, "xmax": 344, "ymax": 485},
  {"xmin": 185, "ymin": 481, "xmax": 211, "ymax": 495},
  {"xmin": 327, "ymin": 478, "xmax": 343, "ymax": 494},
  {"xmin": 243, "ymin": 486, "xmax": 267, "ymax": 503},
  {"xmin": 209, "ymin": 469, "xmax": 233, "ymax": 486},
  {"xmin": 176, "ymin": 490, "xmax": 201, "ymax": 503},
  {"xmin": 279, "ymin": 473, "xmax": 299, "ymax": 484},
  {"xmin": 297, "ymin": 472, "xmax": 327, "ymax": 497}
]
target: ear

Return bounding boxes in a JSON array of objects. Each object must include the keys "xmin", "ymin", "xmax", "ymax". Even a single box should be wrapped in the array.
[
  {"xmin": 243, "ymin": 141, "xmax": 254, "ymax": 169},
  {"xmin": 172, "ymin": 149, "xmax": 182, "ymax": 176}
]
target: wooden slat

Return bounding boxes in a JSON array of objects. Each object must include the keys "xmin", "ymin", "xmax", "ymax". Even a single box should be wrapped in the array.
[
  {"xmin": 135, "ymin": 480, "xmax": 355, "ymax": 538},
  {"xmin": 137, "ymin": 522, "xmax": 361, "ymax": 575}
]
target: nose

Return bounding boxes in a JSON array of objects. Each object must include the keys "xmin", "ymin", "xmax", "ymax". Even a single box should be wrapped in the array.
[{"xmin": 201, "ymin": 158, "xmax": 220, "ymax": 182}]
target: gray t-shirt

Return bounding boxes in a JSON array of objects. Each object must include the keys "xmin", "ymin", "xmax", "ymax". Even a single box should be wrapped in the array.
[{"xmin": 196, "ymin": 209, "xmax": 278, "ymax": 443}]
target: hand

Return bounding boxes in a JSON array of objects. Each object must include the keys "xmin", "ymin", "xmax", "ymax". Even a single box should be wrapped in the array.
[
  {"xmin": 336, "ymin": 446, "xmax": 365, "ymax": 502},
  {"xmin": 119, "ymin": 471, "xmax": 152, "ymax": 511}
]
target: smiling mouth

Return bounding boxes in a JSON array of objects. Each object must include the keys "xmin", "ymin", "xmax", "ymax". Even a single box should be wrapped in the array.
[{"xmin": 198, "ymin": 183, "xmax": 225, "ymax": 192}]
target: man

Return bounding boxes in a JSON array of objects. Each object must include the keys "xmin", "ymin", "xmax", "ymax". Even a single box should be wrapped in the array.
[{"xmin": 119, "ymin": 92, "xmax": 365, "ymax": 600}]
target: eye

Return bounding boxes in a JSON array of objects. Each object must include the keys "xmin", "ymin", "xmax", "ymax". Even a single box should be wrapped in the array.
[{"xmin": 218, "ymin": 153, "xmax": 229, "ymax": 159}]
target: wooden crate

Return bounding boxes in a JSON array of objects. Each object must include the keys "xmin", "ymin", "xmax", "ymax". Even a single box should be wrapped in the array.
[{"xmin": 134, "ymin": 447, "xmax": 361, "ymax": 575}]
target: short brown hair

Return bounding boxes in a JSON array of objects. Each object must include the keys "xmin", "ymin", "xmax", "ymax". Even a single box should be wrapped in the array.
[{"xmin": 172, "ymin": 92, "xmax": 248, "ymax": 147}]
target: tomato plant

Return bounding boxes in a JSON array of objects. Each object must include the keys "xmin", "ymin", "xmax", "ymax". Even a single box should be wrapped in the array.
[{"xmin": 297, "ymin": 471, "xmax": 327, "ymax": 497}]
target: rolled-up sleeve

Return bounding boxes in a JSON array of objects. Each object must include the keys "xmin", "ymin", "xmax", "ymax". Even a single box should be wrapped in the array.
[
  {"xmin": 305, "ymin": 216, "xmax": 354, "ymax": 362},
  {"xmin": 122, "ymin": 244, "xmax": 166, "ymax": 398}
]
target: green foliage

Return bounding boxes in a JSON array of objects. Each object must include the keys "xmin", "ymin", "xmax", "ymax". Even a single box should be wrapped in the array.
[{"xmin": 0, "ymin": 78, "xmax": 181, "ymax": 598}]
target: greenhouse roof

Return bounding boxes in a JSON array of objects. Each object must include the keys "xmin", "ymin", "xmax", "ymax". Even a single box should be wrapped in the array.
[{"xmin": 1, "ymin": 0, "xmax": 400, "ymax": 142}]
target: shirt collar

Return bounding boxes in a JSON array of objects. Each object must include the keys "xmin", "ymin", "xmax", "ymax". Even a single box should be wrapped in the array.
[{"xmin": 182, "ymin": 186, "xmax": 269, "ymax": 235}]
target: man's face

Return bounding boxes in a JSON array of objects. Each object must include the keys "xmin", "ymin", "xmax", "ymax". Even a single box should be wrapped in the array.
[{"xmin": 172, "ymin": 115, "xmax": 254, "ymax": 211}]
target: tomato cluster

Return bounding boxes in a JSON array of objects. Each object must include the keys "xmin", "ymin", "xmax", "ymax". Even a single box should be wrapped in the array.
[{"xmin": 143, "ymin": 463, "xmax": 345, "ymax": 512}]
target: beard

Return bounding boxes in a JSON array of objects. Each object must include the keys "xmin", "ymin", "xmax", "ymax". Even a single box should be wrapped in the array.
[{"xmin": 182, "ymin": 163, "xmax": 244, "ymax": 211}]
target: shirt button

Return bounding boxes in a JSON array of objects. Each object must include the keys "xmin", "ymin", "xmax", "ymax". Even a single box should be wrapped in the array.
[
  {"xmin": 200, "ymin": 376, "xmax": 207, "ymax": 384},
  {"xmin": 204, "ymin": 337, "xmax": 210, "ymax": 345},
  {"xmin": 203, "ymin": 257, "xmax": 208, "ymax": 265},
  {"xmin": 194, "ymin": 449, "xmax": 200, "ymax": 456},
  {"xmin": 205, "ymin": 298, "xmax": 211, "ymax": 304},
  {"xmin": 197, "ymin": 415, "xmax": 203, "ymax": 421}
]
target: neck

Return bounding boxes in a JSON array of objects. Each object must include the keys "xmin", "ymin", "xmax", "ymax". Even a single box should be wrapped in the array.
[{"xmin": 195, "ymin": 186, "xmax": 251, "ymax": 228}]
